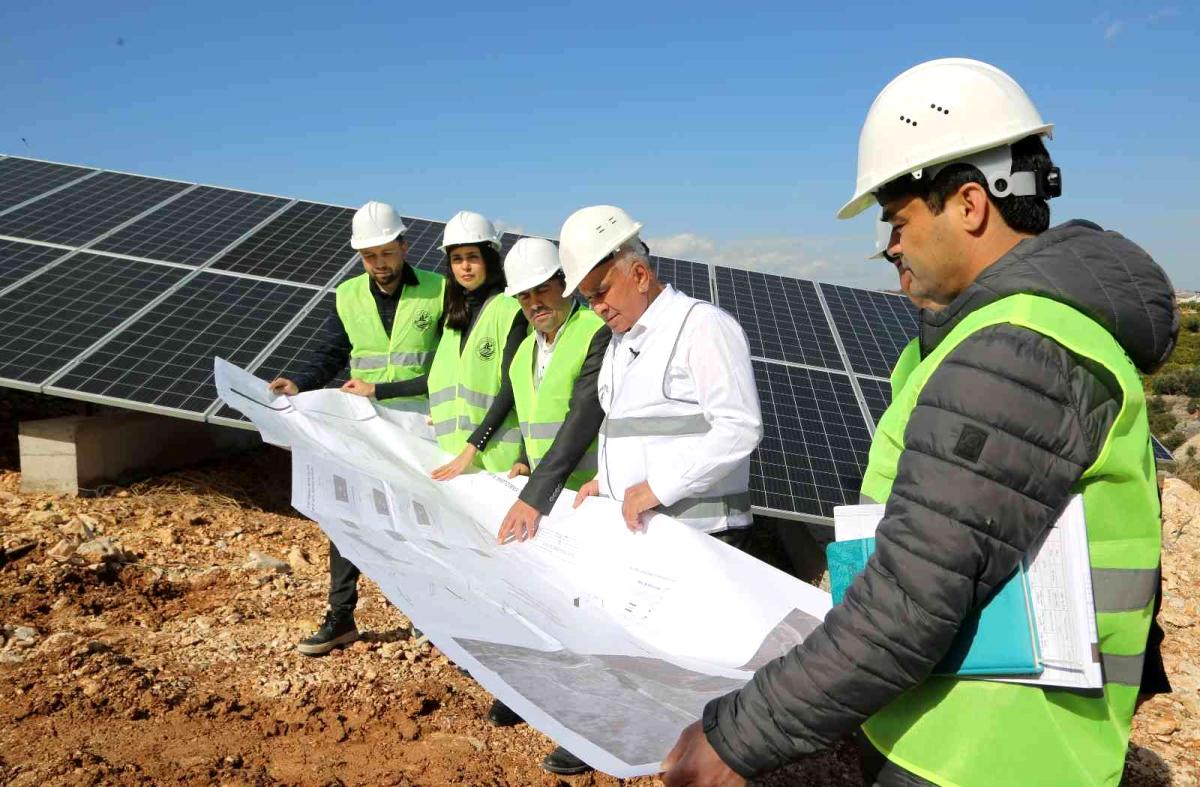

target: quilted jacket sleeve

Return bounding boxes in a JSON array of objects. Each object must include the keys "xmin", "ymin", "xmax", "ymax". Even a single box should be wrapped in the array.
[{"xmin": 703, "ymin": 323, "xmax": 1123, "ymax": 778}]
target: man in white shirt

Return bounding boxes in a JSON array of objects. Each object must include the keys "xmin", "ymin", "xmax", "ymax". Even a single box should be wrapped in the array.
[{"xmin": 560, "ymin": 205, "xmax": 763, "ymax": 541}]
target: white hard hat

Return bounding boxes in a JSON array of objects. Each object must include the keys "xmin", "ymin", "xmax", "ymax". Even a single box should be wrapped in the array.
[
  {"xmin": 350, "ymin": 201, "xmax": 408, "ymax": 250},
  {"xmin": 440, "ymin": 210, "xmax": 502, "ymax": 252},
  {"xmin": 838, "ymin": 58, "xmax": 1054, "ymax": 220},
  {"xmin": 503, "ymin": 238, "xmax": 562, "ymax": 296},
  {"xmin": 559, "ymin": 205, "xmax": 644, "ymax": 296}
]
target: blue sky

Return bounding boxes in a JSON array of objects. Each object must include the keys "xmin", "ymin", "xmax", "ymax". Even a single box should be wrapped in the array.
[{"xmin": 2, "ymin": 1, "xmax": 1196, "ymax": 290}]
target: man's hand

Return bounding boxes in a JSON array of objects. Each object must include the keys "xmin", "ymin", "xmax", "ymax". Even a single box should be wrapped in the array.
[
  {"xmin": 431, "ymin": 445, "xmax": 478, "ymax": 481},
  {"xmin": 341, "ymin": 379, "xmax": 376, "ymax": 398},
  {"xmin": 621, "ymin": 481, "xmax": 661, "ymax": 533},
  {"xmin": 268, "ymin": 377, "xmax": 299, "ymax": 396},
  {"xmin": 497, "ymin": 499, "xmax": 542, "ymax": 544},
  {"xmin": 508, "ymin": 462, "xmax": 530, "ymax": 479},
  {"xmin": 661, "ymin": 721, "xmax": 745, "ymax": 787},
  {"xmin": 573, "ymin": 479, "xmax": 600, "ymax": 508}
]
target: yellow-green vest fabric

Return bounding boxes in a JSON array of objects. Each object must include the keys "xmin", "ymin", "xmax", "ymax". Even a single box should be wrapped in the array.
[
  {"xmin": 510, "ymin": 306, "xmax": 605, "ymax": 491},
  {"xmin": 427, "ymin": 294, "xmax": 524, "ymax": 472},
  {"xmin": 334, "ymin": 269, "xmax": 444, "ymax": 408},
  {"xmin": 860, "ymin": 294, "xmax": 1161, "ymax": 787}
]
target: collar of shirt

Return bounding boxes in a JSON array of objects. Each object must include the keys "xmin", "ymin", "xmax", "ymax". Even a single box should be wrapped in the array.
[{"xmin": 614, "ymin": 284, "xmax": 678, "ymax": 352}]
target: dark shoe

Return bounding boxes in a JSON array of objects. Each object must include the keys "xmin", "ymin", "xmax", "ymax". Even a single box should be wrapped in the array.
[
  {"xmin": 296, "ymin": 611, "xmax": 358, "ymax": 656},
  {"xmin": 541, "ymin": 746, "xmax": 591, "ymax": 775},
  {"xmin": 487, "ymin": 699, "xmax": 523, "ymax": 727}
]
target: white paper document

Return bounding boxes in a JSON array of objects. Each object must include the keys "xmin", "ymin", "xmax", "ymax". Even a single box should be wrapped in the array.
[
  {"xmin": 832, "ymin": 497, "xmax": 1102, "ymax": 689},
  {"xmin": 215, "ymin": 359, "xmax": 832, "ymax": 777}
]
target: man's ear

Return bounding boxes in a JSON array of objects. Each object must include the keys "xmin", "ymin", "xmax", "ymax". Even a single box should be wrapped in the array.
[
  {"xmin": 634, "ymin": 260, "xmax": 652, "ymax": 294},
  {"xmin": 954, "ymin": 182, "xmax": 990, "ymax": 234}
]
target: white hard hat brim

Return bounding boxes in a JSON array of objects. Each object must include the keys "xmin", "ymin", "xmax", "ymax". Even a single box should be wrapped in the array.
[
  {"xmin": 350, "ymin": 228, "xmax": 405, "ymax": 250},
  {"xmin": 561, "ymin": 221, "xmax": 644, "ymax": 297},
  {"xmin": 504, "ymin": 271, "xmax": 560, "ymax": 297},
  {"xmin": 438, "ymin": 239, "xmax": 502, "ymax": 252},
  {"xmin": 836, "ymin": 123, "xmax": 1054, "ymax": 220}
]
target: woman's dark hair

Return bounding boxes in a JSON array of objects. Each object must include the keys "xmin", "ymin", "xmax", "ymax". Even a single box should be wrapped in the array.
[{"xmin": 441, "ymin": 243, "xmax": 506, "ymax": 332}]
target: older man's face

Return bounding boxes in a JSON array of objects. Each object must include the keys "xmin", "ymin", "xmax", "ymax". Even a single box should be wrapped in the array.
[{"xmin": 578, "ymin": 259, "xmax": 650, "ymax": 334}]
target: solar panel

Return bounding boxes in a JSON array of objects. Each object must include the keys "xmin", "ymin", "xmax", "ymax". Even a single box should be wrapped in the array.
[
  {"xmin": 0, "ymin": 239, "xmax": 71, "ymax": 292},
  {"xmin": 821, "ymin": 283, "xmax": 918, "ymax": 378},
  {"xmin": 651, "ymin": 256, "xmax": 712, "ymax": 302},
  {"xmin": 0, "ymin": 254, "xmax": 187, "ymax": 387},
  {"xmin": 251, "ymin": 294, "xmax": 342, "ymax": 385},
  {"xmin": 499, "ymin": 231, "xmax": 522, "ymax": 258},
  {"xmin": 714, "ymin": 267, "xmax": 844, "ymax": 370},
  {"xmin": 210, "ymin": 294, "xmax": 348, "ymax": 423},
  {"xmin": 0, "ymin": 158, "xmax": 95, "ymax": 213},
  {"xmin": 752, "ymin": 361, "xmax": 873, "ymax": 517},
  {"xmin": 856, "ymin": 375, "xmax": 892, "ymax": 426},
  {"xmin": 206, "ymin": 201, "xmax": 355, "ymax": 285},
  {"xmin": 0, "ymin": 155, "xmax": 917, "ymax": 523},
  {"xmin": 50, "ymin": 273, "xmax": 315, "ymax": 414},
  {"xmin": 402, "ymin": 218, "xmax": 450, "ymax": 272},
  {"xmin": 0, "ymin": 172, "xmax": 188, "ymax": 247},
  {"xmin": 1152, "ymin": 436, "xmax": 1174, "ymax": 462},
  {"xmin": 92, "ymin": 186, "xmax": 289, "ymax": 265}
]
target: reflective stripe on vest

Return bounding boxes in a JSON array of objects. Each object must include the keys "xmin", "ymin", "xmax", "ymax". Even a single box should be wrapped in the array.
[
  {"xmin": 510, "ymin": 307, "xmax": 605, "ymax": 491},
  {"xmin": 601, "ymin": 413, "xmax": 711, "ymax": 437},
  {"xmin": 425, "ymin": 293, "xmax": 525, "ymax": 473},
  {"xmin": 335, "ymin": 270, "xmax": 444, "ymax": 406},
  {"xmin": 349, "ymin": 351, "xmax": 435, "ymax": 371},
  {"xmin": 858, "ymin": 294, "xmax": 1162, "ymax": 787},
  {"xmin": 659, "ymin": 491, "xmax": 751, "ymax": 521},
  {"xmin": 521, "ymin": 421, "xmax": 562, "ymax": 441}
]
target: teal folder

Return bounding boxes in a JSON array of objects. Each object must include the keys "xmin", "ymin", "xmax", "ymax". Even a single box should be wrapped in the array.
[{"xmin": 827, "ymin": 538, "xmax": 1043, "ymax": 677}]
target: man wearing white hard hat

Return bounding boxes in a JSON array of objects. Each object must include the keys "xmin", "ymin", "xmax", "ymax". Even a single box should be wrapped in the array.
[
  {"xmin": 663, "ymin": 59, "xmax": 1175, "ymax": 787},
  {"xmin": 486, "ymin": 237, "xmax": 611, "ymax": 775},
  {"xmin": 269, "ymin": 200, "xmax": 445, "ymax": 656},
  {"xmin": 563, "ymin": 206, "xmax": 762, "ymax": 541}
]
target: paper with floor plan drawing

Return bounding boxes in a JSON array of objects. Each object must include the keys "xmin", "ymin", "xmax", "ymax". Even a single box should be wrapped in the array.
[{"xmin": 214, "ymin": 357, "xmax": 831, "ymax": 777}]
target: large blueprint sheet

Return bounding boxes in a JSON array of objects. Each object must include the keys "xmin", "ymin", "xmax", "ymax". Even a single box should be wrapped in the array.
[{"xmin": 215, "ymin": 358, "xmax": 831, "ymax": 777}]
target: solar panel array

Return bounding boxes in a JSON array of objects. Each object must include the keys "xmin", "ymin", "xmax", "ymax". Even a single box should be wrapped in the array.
[{"xmin": 0, "ymin": 154, "xmax": 1171, "ymax": 523}]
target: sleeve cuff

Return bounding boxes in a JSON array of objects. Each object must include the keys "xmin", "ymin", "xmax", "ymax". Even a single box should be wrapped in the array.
[
  {"xmin": 645, "ymin": 468, "xmax": 691, "ymax": 508},
  {"xmin": 702, "ymin": 695, "xmax": 760, "ymax": 780}
]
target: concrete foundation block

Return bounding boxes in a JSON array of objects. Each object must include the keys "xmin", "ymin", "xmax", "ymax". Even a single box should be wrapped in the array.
[{"xmin": 18, "ymin": 412, "xmax": 258, "ymax": 495}]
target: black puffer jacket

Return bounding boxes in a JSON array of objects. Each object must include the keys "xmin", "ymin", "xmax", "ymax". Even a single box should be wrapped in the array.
[{"xmin": 704, "ymin": 221, "xmax": 1178, "ymax": 778}]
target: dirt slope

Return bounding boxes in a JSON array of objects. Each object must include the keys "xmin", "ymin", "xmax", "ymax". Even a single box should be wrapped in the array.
[{"xmin": 0, "ymin": 446, "xmax": 1196, "ymax": 785}]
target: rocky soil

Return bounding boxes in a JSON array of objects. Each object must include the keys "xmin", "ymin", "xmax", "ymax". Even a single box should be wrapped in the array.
[{"xmin": 0, "ymin": 430, "xmax": 1196, "ymax": 784}]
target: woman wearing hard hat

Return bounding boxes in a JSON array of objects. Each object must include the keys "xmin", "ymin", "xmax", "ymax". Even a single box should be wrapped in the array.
[{"xmin": 427, "ymin": 211, "xmax": 528, "ymax": 479}]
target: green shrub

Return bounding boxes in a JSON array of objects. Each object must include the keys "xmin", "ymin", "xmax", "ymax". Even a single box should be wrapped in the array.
[
  {"xmin": 1186, "ymin": 318, "xmax": 1200, "ymax": 334},
  {"xmin": 1148, "ymin": 406, "xmax": 1178, "ymax": 437},
  {"xmin": 1148, "ymin": 396, "xmax": 1167, "ymax": 413},
  {"xmin": 1189, "ymin": 398, "xmax": 1200, "ymax": 415},
  {"xmin": 1164, "ymin": 429, "xmax": 1188, "ymax": 451},
  {"xmin": 1151, "ymin": 367, "xmax": 1200, "ymax": 397}
]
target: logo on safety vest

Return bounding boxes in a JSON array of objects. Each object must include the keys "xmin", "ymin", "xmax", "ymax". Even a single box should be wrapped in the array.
[
  {"xmin": 413, "ymin": 310, "xmax": 433, "ymax": 332},
  {"xmin": 476, "ymin": 337, "xmax": 497, "ymax": 361}
]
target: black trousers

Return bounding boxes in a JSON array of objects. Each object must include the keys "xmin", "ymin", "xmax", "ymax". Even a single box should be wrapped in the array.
[{"xmin": 328, "ymin": 539, "xmax": 360, "ymax": 619}]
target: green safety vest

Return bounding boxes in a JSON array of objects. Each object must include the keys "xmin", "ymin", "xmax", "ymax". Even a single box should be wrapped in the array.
[
  {"xmin": 427, "ymin": 293, "xmax": 524, "ymax": 472},
  {"xmin": 334, "ymin": 269, "xmax": 444, "ymax": 408},
  {"xmin": 860, "ymin": 294, "xmax": 1161, "ymax": 786},
  {"xmin": 510, "ymin": 306, "xmax": 605, "ymax": 491}
]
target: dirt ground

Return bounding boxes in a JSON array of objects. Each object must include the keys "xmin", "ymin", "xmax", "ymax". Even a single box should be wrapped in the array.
[{"xmin": 0, "ymin": 395, "xmax": 1197, "ymax": 785}]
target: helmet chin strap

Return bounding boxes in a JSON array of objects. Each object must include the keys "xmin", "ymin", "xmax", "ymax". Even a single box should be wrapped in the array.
[{"xmin": 916, "ymin": 145, "xmax": 1062, "ymax": 200}]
